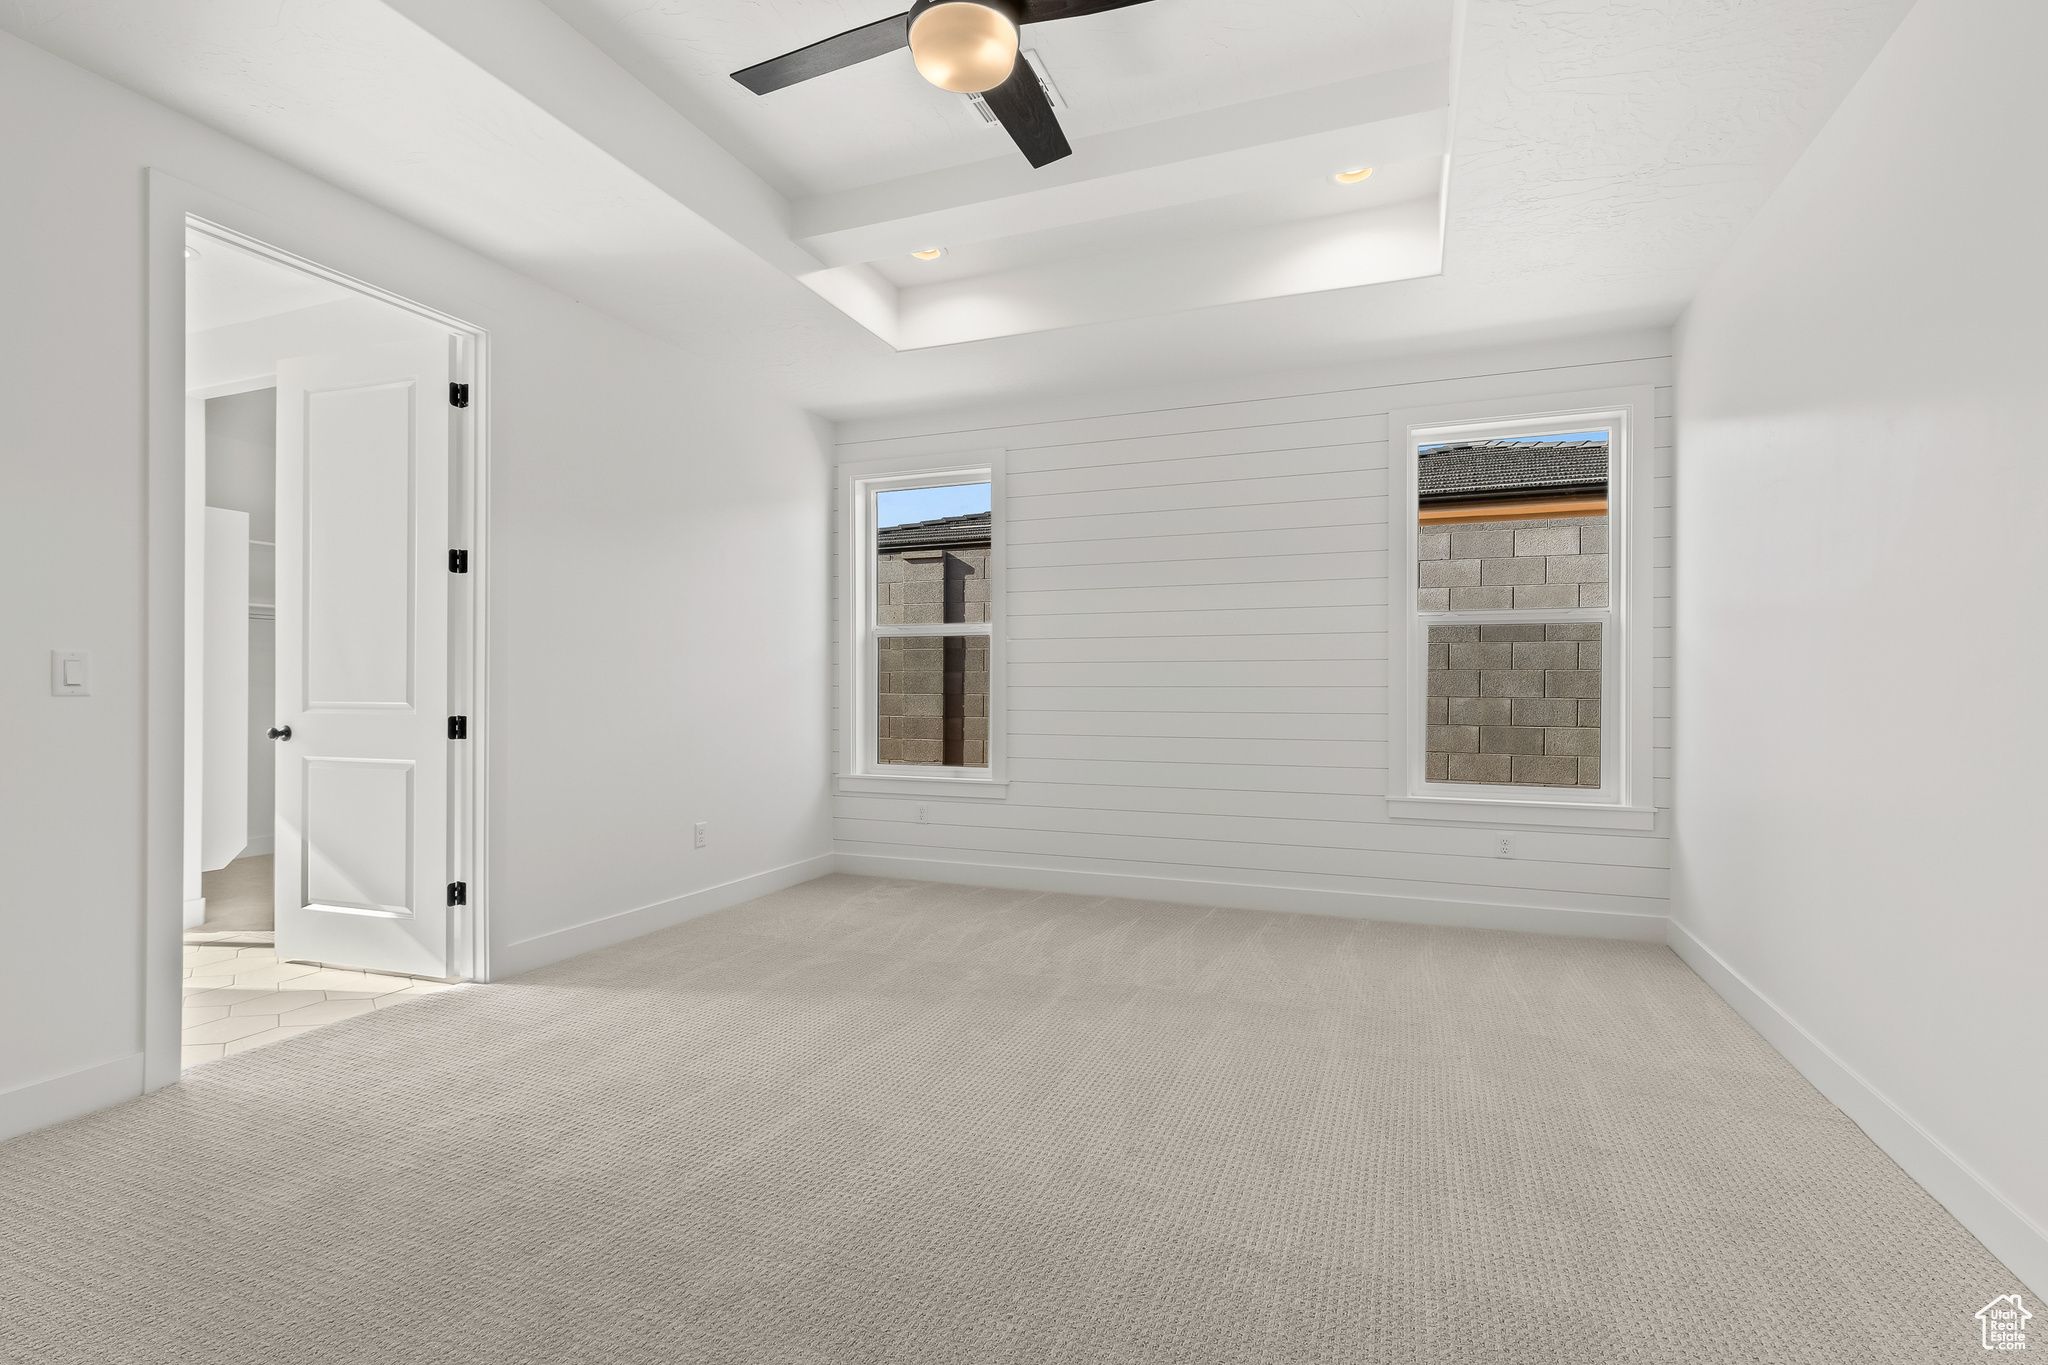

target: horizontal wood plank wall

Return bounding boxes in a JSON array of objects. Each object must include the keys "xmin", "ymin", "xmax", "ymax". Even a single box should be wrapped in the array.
[{"xmin": 832, "ymin": 332, "xmax": 1674, "ymax": 939}]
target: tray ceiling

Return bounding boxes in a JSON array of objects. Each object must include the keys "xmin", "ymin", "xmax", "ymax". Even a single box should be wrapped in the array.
[
  {"xmin": 530, "ymin": 0, "xmax": 1461, "ymax": 346},
  {"xmin": 0, "ymin": 0, "xmax": 1920, "ymax": 415},
  {"xmin": 540, "ymin": 0, "xmax": 1456, "ymax": 196}
]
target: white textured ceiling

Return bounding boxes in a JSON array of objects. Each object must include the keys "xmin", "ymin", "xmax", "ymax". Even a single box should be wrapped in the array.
[
  {"xmin": 0, "ymin": 0, "xmax": 1915, "ymax": 419},
  {"xmin": 537, "ymin": 0, "xmax": 1455, "ymax": 195}
]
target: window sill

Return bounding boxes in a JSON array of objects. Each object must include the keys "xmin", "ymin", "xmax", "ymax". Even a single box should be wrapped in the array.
[
  {"xmin": 1386, "ymin": 795, "xmax": 1657, "ymax": 831},
  {"xmin": 837, "ymin": 774, "xmax": 1009, "ymax": 800}
]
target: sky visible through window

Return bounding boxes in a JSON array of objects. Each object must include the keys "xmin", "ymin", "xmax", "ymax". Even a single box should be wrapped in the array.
[
  {"xmin": 878, "ymin": 482, "xmax": 991, "ymax": 528},
  {"xmin": 1420, "ymin": 429, "xmax": 1608, "ymax": 453}
]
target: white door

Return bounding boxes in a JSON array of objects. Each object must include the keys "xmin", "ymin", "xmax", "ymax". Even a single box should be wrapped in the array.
[{"xmin": 273, "ymin": 339, "xmax": 461, "ymax": 979}]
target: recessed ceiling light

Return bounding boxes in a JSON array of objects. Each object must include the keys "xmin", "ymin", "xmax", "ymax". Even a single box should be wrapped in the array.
[
  {"xmin": 909, "ymin": 247, "xmax": 947, "ymax": 261},
  {"xmin": 1334, "ymin": 167, "xmax": 1374, "ymax": 185},
  {"xmin": 184, "ymin": 245, "xmax": 201, "ymax": 259}
]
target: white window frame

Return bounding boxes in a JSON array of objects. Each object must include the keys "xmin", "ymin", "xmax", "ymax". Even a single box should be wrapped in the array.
[
  {"xmin": 837, "ymin": 449, "xmax": 1009, "ymax": 799},
  {"xmin": 1386, "ymin": 388, "xmax": 1656, "ymax": 831}
]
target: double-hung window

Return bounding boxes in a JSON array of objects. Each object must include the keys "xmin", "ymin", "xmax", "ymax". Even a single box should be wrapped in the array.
[
  {"xmin": 839, "ymin": 452, "xmax": 1007, "ymax": 797},
  {"xmin": 1387, "ymin": 390, "xmax": 1655, "ymax": 829}
]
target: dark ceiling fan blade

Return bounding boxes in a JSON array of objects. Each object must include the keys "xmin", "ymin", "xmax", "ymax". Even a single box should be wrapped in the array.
[
  {"xmin": 980, "ymin": 58, "xmax": 1071, "ymax": 168},
  {"xmin": 1020, "ymin": 0, "xmax": 1159, "ymax": 23},
  {"xmin": 731, "ymin": 13, "xmax": 909, "ymax": 95}
]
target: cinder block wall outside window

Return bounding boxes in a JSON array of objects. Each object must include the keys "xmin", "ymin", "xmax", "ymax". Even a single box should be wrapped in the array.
[
  {"xmin": 1416, "ymin": 516, "xmax": 1609, "ymax": 611},
  {"xmin": 1426, "ymin": 623, "xmax": 1602, "ymax": 787},
  {"xmin": 875, "ymin": 545, "xmax": 990, "ymax": 766}
]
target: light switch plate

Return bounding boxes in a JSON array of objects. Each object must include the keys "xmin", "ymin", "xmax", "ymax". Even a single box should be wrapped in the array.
[{"xmin": 51, "ymin": 651, "xmax": 89, "ymax": 696}]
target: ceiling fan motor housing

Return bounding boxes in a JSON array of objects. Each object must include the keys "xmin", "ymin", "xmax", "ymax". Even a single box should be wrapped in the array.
[{"xmin": 906, "ymin": 0, "xmax": 1025, "ymax": 93}]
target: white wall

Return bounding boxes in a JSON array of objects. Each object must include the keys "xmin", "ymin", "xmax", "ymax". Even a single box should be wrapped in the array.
[
  {"xmin": 1671, "ymin": 0, "xmax": 2047, "ymax": 1294},
  {"xmin": 203, "ymin": 388, "xmax": 277, "ymax": 853},
  {"xmin": 833, "ymin": 331, "xmax": 1675, "ymax": 937},
  {"xmin": 247, "ymin": 616, "xmax": 275, "ymax": 854},
  {"xmin": 199, "ymin": 506, "xmax": 249, "ymax": 870},
  {"xmin": 0, "ymin": 29, "xmax": 832, "ymax": 1137},
  {"xmin": 203, "ymin": 387, "xmax": 277, "ymax": 542}
]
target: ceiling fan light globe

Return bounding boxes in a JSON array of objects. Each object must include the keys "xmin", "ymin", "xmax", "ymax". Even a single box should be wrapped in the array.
[{"xmin": 908, "ymin": 2, "xmax": 1019, "ymax": 93}]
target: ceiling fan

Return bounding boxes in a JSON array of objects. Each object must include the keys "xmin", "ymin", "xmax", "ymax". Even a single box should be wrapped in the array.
[{"xmin": 732, "ymin": 1, "xmax": 1159, "ymax": 169}]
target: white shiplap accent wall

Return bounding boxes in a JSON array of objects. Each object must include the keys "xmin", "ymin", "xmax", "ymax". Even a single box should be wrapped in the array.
[{"xmin": 832, "ymin": 331, "xmax": 1674, "ymax": 939}]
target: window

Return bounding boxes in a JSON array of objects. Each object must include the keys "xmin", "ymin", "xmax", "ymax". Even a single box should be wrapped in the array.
[
  {"xmin": 839, "ymin": 452, "xmax": 1007, "ymax": 796},
  {"xmin": 1387, "ymin": 391, "xmax": 1654, "ymax": 829}
]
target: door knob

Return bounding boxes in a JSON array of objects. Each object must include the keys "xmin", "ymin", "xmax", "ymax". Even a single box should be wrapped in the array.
[{"xmin": 267, "ymin": 725, "xmax": 292, "ymax": 741}]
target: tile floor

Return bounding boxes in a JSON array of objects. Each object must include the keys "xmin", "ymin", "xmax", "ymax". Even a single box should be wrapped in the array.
[{"xmin": 182, "ymin": 930, "xmax": 458, "ymax": 1068}]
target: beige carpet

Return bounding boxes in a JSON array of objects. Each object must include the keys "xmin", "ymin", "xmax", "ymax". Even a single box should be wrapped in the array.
[{"xmin": 0, "ymin": 876, "xmax": 2019, "ymax": 1363}]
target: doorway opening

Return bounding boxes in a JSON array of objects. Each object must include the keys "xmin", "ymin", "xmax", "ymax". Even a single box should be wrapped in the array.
[{"xmin": 180, "ymin": 220, "xmax": 484, "ymax": 1069}]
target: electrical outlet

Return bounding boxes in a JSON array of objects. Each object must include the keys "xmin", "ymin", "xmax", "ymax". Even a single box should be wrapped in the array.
[
  {"xmin": 915, "ymin": 804, "xmax": 928, "ymax": 824},
  {"xmin": 693, "ymin": 821, "xmax": 707, "ymax": 849},
  {"xmin": 1494, "ymin": 834, "xmax": 1515, "ymax": 858}
]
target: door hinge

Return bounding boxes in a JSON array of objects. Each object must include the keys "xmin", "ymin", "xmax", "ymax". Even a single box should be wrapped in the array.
[
  {"xmin": 449, "ymin": 382, "xmax": 470, "ymax": 408},
  {"xmin": 449, "ymin": 549, "xmax": 468, "ymax": 574},
  {"xmin": 448, "ymin": 881, "xmax": 467, "ymax": 906},
  {"xmin": 448, "ymin": 715, "xmax": 467, "ymax": 739}
]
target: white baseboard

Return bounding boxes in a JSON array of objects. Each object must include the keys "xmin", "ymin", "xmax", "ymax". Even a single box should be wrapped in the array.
[
  {"xmin": 489, "ymin": 853, "xmax": 837, "ymax": 978},
  {"xmin": 183, "ymin": 896, "xmax": 206, "ymax": 929},
  {"xmin": 834, "ymin": 852, "xmax": 1668, "ymax": 942},
  {"xmin": 1669, "ymin": 921, "xmax": 2046, "ymax": 1298},
  {"xmin": 237, "ymin": 836, "xmax": 273, "ymax": 859},
  {"xmin": 0, "ymin": 1053, "xmax": 145, "ymax": 1142}
]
